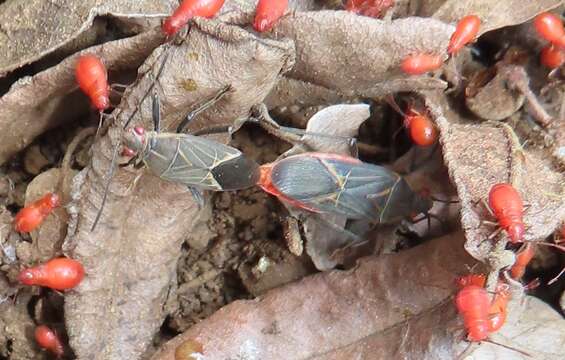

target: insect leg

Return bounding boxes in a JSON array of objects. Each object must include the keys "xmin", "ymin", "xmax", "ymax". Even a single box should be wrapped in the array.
[
  {"xmin": 187, "ymin": 187, "xmax": 205, "ymax": 209},
  {"xmin": 176, "ymin": 85, "xmax": 233, "ymax": 133},
  {"xmin": 152, "ymin": 91, "xmax": 161, "ymax": 133}
]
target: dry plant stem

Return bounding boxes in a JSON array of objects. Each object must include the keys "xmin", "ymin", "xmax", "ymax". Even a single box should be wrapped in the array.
[
  {"xmin": 60, "ymin": 127, "xmax": 97, "ymax": 204},
  {"xmin": 503, "ymin": 66, "xmax": 553, "ymax": 128}
]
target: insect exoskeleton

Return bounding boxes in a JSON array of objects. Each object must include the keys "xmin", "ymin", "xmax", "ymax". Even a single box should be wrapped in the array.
[
  {"xmin": 122, "ymin": 126, "xmax": 259, "ymax": 191},
  {"xmin": 257, "ymin": 152, "xmax": 432, "ymax": 223}
]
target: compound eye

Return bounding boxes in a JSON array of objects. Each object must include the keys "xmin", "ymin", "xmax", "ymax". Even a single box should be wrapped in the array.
[{"xmin": 133, "ymin": 126, "xmax": 145, "ymax": 136}]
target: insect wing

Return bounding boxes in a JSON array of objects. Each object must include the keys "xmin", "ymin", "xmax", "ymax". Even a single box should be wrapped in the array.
[
  {"xmin": 270, "ymin": 156, "xmax": 398, "ymax": 221},
  {"xmin": 371, "ymin": 177, "xmax": 421, "ymax": 223},
  {"xmin": 143, "ymin": 133, "xmax": 257, "ymax": 191}
]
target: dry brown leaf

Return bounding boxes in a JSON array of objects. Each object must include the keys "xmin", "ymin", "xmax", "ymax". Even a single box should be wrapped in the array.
[
  {"xmin": 264, "ymin": 77, "xmax": 349, "ymax": 109},
  {"xmin": 0, "ymin": 0, "xmax": 175, "ymax": 74},
  {"xmin": 150, "ymin": 232, "xmax": 475, "ymax": 360},
  {"xmin": 62, "ymin": 19, "xmax": 294, "ymax": 360},
  {"xmin": 271, "ymin": 12, "xmax": 453, "ymax": 94},
  {"xmin": 433, "ymin": 0, "xmax": 562, "ymax": 35},
  {"xmin": 425, "ymin": 92, "xmax": 565, "ymax": 262},
  {"xmin": 0, "ymin": 29, "xmax": 164, "ymax": 166}
]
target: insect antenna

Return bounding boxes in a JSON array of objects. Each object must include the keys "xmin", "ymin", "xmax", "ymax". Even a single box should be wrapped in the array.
[
  {"xmin": 176, "ymin": 85, "xmax": 233, "ymax": 133},
  {"xmin": 123, "ymin": 49, "xmax": 171, "ymax": 130},
  {"xmin": 90, "ymin": 142, "xmax": 121, "ymax": 232}
]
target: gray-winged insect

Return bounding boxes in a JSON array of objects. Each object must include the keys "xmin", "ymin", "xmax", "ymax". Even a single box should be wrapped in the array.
[{"xmin": 91, "ymin": 86, "xmax": 259, "ymax": 231}]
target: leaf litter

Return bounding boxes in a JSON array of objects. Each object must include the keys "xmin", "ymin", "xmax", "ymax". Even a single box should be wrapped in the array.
[{"xmin": 0, "ymin": 0, "xmax": 563, "ymax": 359}]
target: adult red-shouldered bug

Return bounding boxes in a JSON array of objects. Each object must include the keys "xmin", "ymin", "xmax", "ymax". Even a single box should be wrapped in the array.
[
  {"xmin": 256, "ymin": 152, "xmax": 432, "ymax": 223},
  {"xmin": 91, "ymin": 86, "xmax": 259, "ymax": 231}
]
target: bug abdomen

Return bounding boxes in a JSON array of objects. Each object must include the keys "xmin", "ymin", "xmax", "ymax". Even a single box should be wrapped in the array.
[{"xmin": 456, "ymin": 285, "xmax": 490, "ymax": 341}]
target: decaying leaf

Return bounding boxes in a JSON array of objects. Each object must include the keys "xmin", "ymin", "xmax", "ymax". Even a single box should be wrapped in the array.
[
  {"xmin": 150, "ymin": 232, "xmax": 477, "ymax": 360},
  {"xmin": 425, "ymin": 92, "xmax": 565, "ymax": 262},
  {"xmin": 433, "ymin": 0, "xmax": 562, "ymax": 35},
  {"xmin": 0, "ymin": 0, "xmax": 175, "ymax": 74},
  {"xmin": 62, "ymin": 18, "xmax": 294, "ymax": 360},
  {"xmin": 270, "ymin": 12, "xmax": 453, "ymax": 94},
  {"xmin": 0, "ymin": 29, "xmax": 165, "ymax": 166}
]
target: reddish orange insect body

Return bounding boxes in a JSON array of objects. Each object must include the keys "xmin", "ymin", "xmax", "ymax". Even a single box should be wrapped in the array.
[
  {"xmin": 254, "ymin": 0, "xmax": 288, "ymax": 32},
  {"xmin": 455, "ymin": 285, "xmax": 490, "ymax": 342},
  {"xmin": 18, "ymin": 257, "xmax": 85, "ymax": 290},
  {"xmin": 35, "ymin": 325, "xmax": 64, "ymax": 358},
  {"xmin": 448, "ymin": 15, "xmax": 481, "ymax": 55},
  {"xmin": 345, "ymin": 0, "xmax": 394, "ymax": 18},
  {"xmin": 13, "ymin": 193, "xmax": 61, "ymax": 233},
  {"xmin": 163, "ymin": 0, "xmax": 225, "ymax": 36},
  {"xmin": 533, "ymin": 12, "xmax": 565, "ymax": 48},
  {"xmin": 540, "ymin": 44, "xmax": 565, "ymax": 69},
  {"xmin": 510, "ymin": 243, "xmax": 535, "ymax": 280},
  {"xmin": 75, "ymin": 55, "xmax": 110, "ymax": 111},
  {"xmin": 400, "ymin": 53, "xmax": 443, "ymax": 75},
  {"xmin": 456, "ymin": 274, "xmax": 486, "ymax": 288},
  {"xmin": 404, "ymin": 108, "xmax": 438, "ymax": 146},
  {"xmin": 487, "ymin": 282, "xmax": 510, "ymax": 332},
  {"xmin": 488, "ymin": 183, "xmax": 525, "ymax": 243}
]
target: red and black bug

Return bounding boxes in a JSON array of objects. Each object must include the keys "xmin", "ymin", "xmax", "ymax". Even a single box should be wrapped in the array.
[
  {"xmin": 510, "ymin": 243, "xmax": 535, "ymax": 280},
  {"xmin": 400, "ymin": 53, "xmax": 443, "ymax": 75},
  {"xmin": 345, "ymin": 0, "xmax": 395, "ymax": 18},
  {"xmin": 253, "ymin": 0, "xmax": 288, "ymax": 32},
  {"xmin": 256, "ymin": 152, "xmax": 432, "ymax": 223},
  {"xmin": 92, "ymin": 86, "xmax": 259, "ymax": 231},
  {"xmin": 35, "ymin": 325, "xmax": 64, "ymax": 358},
  {"xmin": 18, "ymin": 257, "xmax": 85, "ymax": 291},
  {"xmin": 163, "ymin": 0, "xmax": 225, "ymax": 36},
  {"xmin": 447, "ymin": 15, "xmax": 481, "ymax": 55},
  {"xmin": 486, "ymin": 183, "xmax": 525, "ymax": 244},
  {"xmin": 13, "ymin": 192, "xmax": 61, "ymax": 233},
  {"xmin": 533, "ymin": 12, "xmax": 565, "ymax": 48},
  {"xmin": 75, "ymin": 54, "xmax": 110, "ymax": 111}
]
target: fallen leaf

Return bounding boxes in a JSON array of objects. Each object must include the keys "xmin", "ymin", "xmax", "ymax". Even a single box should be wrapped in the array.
[
  {"xmin": 0, "ymin": 0, "xmax": 174, "ymax": 74},
  {"xmin": 433, "ymin": 0, "xmax": 562, "ymax": 36},
  {"xmin": 0, "ymin": 29, "xmax": 165, "ymax": 166},
  {"xmin": 271, "ymin": 12, "xmax": 453, "ymax": 94},
  {"xmin": 425, "ymin": 92, "xmax": 565, "ymax": 263},
  {"xmin": 63, "ymin": 18, "xmax": 295, "ymax": 360},
  {"xmin": 150, "ymin": 232, "xmax": 476, "ymax": 360}
]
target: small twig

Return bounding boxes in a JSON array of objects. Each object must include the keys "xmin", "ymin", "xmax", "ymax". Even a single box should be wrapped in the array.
[{"xmin": 502, "ymin": 65, "xmax": 553, "ymax": 128}]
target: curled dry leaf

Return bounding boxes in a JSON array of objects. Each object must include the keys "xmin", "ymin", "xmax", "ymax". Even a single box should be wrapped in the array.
[
  {"xmin": 270, "ymin": 12, "xmax": 453, "ymax": 94},
  {"xmin": 425, "ymin": 92, "xmax": 565, "ymax": 262},
  {"xmin": 433, "ymin": 0, "xmax": 562, "ymax": 36},
  {"xmin": 0, "ymin": 29, "xmax": 165, "ymax": 166},
  {"xmin": 63, "ymin": 19, "xmax": 294, "ymax": 360},
  {"xmin": 151, "ymin": 232, "xmax": 476, "ymax": 360},
  {"xmin": 0, "ymin": 0, "xmax": 174, "ymax": 74}
]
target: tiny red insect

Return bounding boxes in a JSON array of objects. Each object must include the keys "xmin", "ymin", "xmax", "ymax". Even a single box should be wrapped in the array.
[
  {"xmin": 540, "ymin": 44, "xmax": 565, "ymax": 69},
  {"xmin": 35, "ymin": 325, "xmax": 64, "ymax": 358},
  {"xmin": 510, "ymin": 243, "xmax": 535, "ymax": 280},
  {"xmin": 18, "ymin": 257, "xmax": 85, "ymax": 290},
  {"xmin": 447, "ymin": 15, "xmax": 481, "ymax": 55},
  {"xmin": 456, "ymin": 274, "xmax": 486, "ymax": 288},
  {"xmin": 13, "ymin": 192, "xmax": 61, "ymax": 233},
  {"xmin": 488, "ymin": 183, "xmax": 525, "ymax": 243},
  {"xmin": 253, "ymin": 0, "xmax": 288, "ymax": 32},
  {"xmin": 400, "ymin": 53, "xmax": 443, "ymax": 75},
  {"xmin": 404, "ymin": 108, "xmax": 438, "ymax": 146},
  {"xmin": 533, "ymin": 12, "xmax": 565, "ymax": 48},
  {"xmin": 455, "ymin": 284, "xmax": 491, "ymax": 342},
  {"xmin": 75, "ymin": 55, "xmax": 110, "ymax": 111},
  {"xmin": 345, "ymin": 0, "xmax": 395, "ymax": 18},
  {"xmin": 487, "ymin": 282, "xmax": 510, "ymax": 333},
  {"xmin": 162, "ymin": 0, "xmax": 225, "ymax": 36}
]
